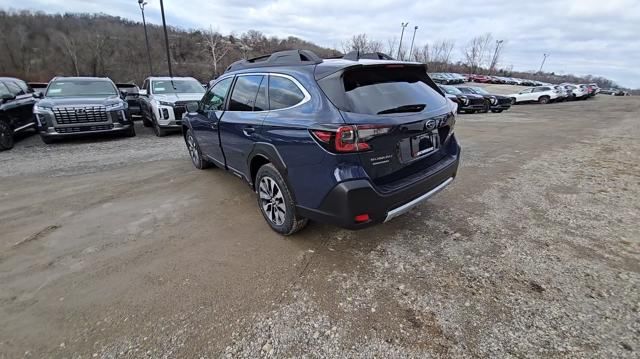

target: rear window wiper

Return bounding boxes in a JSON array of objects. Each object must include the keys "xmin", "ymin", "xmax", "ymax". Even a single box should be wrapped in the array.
[{"xmin": 377, "ymin": 104, "xmax": 426, "ymax": 115}]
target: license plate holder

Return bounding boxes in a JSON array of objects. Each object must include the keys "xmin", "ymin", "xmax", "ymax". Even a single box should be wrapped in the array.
[{"xmin": 411, "ymin": 132, "xmax": 439, "ymax": 158}]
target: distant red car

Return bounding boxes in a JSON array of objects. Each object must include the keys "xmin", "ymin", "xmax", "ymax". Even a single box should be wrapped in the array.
[{"xmin": 470, "ymin": 74, "xmax": 492, "ymax": 83}]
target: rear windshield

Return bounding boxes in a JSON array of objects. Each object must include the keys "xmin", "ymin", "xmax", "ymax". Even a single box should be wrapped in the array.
[
  {"xmin": 46, "ymin": 80, "xmax": 117, "ymax": 97},
  {"xmin": 319, "ymin": 66, "xmax": 445, "ymax": 115}
]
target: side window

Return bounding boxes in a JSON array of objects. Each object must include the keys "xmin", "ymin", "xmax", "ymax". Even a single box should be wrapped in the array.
[
  {"xmin": 228, "ymin": 75, "xmax": 264, "ymax": 111},
  {"xmin": 203, "ymin": 77, "xmax": 233, "ymax": 111},
  {"xmin": 0, "ymin": 82, "xmax": 11, "ymax": 97},
  {"xmin": 521, "ymin": 88, "xmax": 533, "ymax": 94},
  {"xmin": 4, "ymin": 81, "xmax": 24, "ymax": 96},
  {"xmin": 15, "ymin": 80, "xmax": 31, "ymax": 93},
  {"xmin": 269, "ymin": 76, "xmax": 305, "ymax": 110},
  {"xmin": 254, "ymin": 77, "xmax": 268, "ymax": 111}
]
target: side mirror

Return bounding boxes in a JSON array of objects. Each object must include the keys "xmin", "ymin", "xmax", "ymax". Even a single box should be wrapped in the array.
[
  {"xmin": 139, "ymin": 89, "xmax": 148, "ymax": 96},
  {"xmin": 120, "ymin": 91, "xmax": 129, "ymax": 98},
  {"xmin": 33, "ymin": 92, "xmax": 44, "ymax": 99},
  {"xmin": 186, "ymin": 102, "xmax": 199, "ymax": 113}
]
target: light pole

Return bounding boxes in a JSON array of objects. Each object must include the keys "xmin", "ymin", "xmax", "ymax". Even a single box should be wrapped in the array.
[
  {"xmin": 539, "ymin": 53, "xmax": 549, "ymax": 73},
  {"xmin": 397, "ymin": 22, "xmax": 408, "ymax": 60},
  {"xmin": 408, "ymin": 26, "xmax": 418, "ymax": 61},
  {"xmin": 137, "ymin": 0, "xmax": 153, "ymax": 75},
  {"xmin": 159, "ymin": 0, "xmax": 173, "ymax": 78},
  {"xmin": 489, "ymin": 39, "xmax": 503, "ymax": 75}
]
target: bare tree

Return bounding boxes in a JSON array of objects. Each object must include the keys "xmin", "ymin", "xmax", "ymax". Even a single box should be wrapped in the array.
[
  {"xmin": 413, "ymin": 43, "xmax": 430, "ymax": 63},
  {"xmin": 203, "ymin": 26, "xmax": 231, "ymax": 77},
  {"xmin": 462, "ymin": 33, "xmax": 492, "ymax": 74},
  {"xmin": 342, "ymin": 33, "xmax": 383, "ymax": 54},
  {"xmin": 386, "ymin": 37, "xmax": 398, "ymax": 57},
  {"xmin": 53, "ymin": 31, "xmax": 80, "ymax": 76},
  {"xmin": 432, "ymin": 39, "xmax": 455, "ymax": 71}
]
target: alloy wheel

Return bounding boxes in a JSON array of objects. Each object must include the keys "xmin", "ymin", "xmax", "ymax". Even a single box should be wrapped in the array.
[
  {"xmin": 258, "ymin": 176, "xmax": 286, "ymax": 226},
  {"xmin": 186, "ymin": 134, "xmax": 199, "ymax": 166}
]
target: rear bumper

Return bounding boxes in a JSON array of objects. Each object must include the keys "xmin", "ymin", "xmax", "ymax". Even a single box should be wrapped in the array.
[{"xmin": 298, "ymin": 136, "xmax": 460, "ymax": 229}]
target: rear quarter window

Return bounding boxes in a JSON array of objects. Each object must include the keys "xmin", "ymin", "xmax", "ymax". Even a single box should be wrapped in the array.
[{"xmin": 269, "ymin": 76, "xmax": 305, "ymax": 110}]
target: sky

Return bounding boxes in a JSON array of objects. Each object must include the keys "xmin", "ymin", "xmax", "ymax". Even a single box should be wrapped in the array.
[{"xmin": 2, "ymin": 0, "xmax": 639, "ymax": 88}]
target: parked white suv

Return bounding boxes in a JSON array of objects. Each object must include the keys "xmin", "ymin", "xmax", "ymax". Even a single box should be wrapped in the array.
[
  {"xmin": 509, "ymin": 86, "xmax": 560, "ymax": 104},
  {"xmin": 139, "ymin": 77, "xmax": 205, "ymax": 136},
  {"xmin": 562, "ymin": 84, "xmax": 589, "ymax": 100}
]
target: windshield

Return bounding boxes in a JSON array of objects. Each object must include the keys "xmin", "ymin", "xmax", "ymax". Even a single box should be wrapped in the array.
[
  {"xmin": 46, "ymin": 80, "xmax": 118, "ymax": 97},
  {"xmin": 440, "ymin": 86, "xmax": 462, "ymax": 95},
  {"xmin": 471, "ymin": 87, "xmax": 489, "ymax": 95},
  {"xmin": 152, "ymin": 80, "xmax": 205, "ymax": 94}
]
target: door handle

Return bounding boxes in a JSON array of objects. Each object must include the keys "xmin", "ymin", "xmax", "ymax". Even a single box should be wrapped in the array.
[
  {"xmin": 210, "ymin": 122, "xmax": 218, "ymax": 130},
  {"xmin": 242, "ymin": 126, "xmax": 255, "ymax": 137}
]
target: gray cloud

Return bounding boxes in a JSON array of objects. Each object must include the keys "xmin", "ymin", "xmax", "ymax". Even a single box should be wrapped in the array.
[{"xmin": 1, "ymin": 0, "xmax": 639, "ymax": 87}]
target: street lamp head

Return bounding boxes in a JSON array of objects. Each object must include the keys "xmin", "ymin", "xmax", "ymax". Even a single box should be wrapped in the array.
[{"xmin": 414, "ymin": 26, "xmax": 419, "ymax": 30}]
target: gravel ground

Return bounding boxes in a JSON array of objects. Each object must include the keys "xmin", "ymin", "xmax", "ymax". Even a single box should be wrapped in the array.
[
  {"xmin": 0, "ymin": 95, "xmax": 638, "ymax": 358},
  {"xmin": 0, "ymin": 122, "xmax": 186, "ymax": 178}
]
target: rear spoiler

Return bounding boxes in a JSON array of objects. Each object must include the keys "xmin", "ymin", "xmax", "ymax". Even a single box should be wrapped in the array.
[{"xmin": 315, "ymin": 62, "xmax": 444, "ymax": 98}]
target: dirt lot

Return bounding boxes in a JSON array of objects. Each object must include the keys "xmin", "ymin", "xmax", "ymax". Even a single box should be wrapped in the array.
[{"xmin": 1, "ymin": 94, "xmax": 638, "ymax": 358}]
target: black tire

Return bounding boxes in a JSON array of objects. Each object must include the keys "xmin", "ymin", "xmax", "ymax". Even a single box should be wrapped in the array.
[
  {"xmin": 491, "ymin": 109, "xmax": 504, "ymax": 113},
  {"xmin": 538, "ymin": 96, "xmax": 550, "ymax": 104},
  {"xmin": 123, "ymin": 125, "xmax": 136, "ymax": 137},
  {"xmin": 255, "ymin": 163, "xmax": 308, "ymax": 236},
  {"xmin": 480, "ymin": 100, "xmax": 490, "ymax": 113},
  {"xmin": 142, "ymin": 114, "xmax": 153, "ymax": 127},
  {"xmin": 40, "ymin": 135, "xmax": 55, "ymax": 145},
  {"xmin": 184, "ymin": 129, "xmax": 212, "ymax": 169},
  {"xmin": 152, "ymin": 115, "xmax": 168, "ymax": 137},
  {"xmin": 0, "ymin": 119, "xmax": 14, "ymax": 151},
  {"xmin": 510, "ymin": 98, "xmax": 517, "ymax": 105}
]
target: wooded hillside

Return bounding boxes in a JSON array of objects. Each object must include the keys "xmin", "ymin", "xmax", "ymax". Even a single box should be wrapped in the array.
[{"xmin": 0, "ymin": 10, "xmax": 340, "ymax": 85}]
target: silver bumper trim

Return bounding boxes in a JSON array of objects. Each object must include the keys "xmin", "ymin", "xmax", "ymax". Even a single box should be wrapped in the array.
[{"xmin": 384, "ymin": 177, "xmax": 454, "ymax": 223}]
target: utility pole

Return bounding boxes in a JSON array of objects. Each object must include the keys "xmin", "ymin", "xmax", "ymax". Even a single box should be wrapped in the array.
[
  {"xmin": 539, "ymin": 53, "xmax": 549, "ymax": 73},
  {"xmin": 397, "ymin": 22, "xmax": 408, "ymax": 60},
  {"xmin": 159, "ymin": 0, "xmax": 173, "ymax": 78},
  {"xmin": 489, "ymin": 39, "xmax": 503, "ymax": 75},
  {"xmin": 137, "ymin": 0, "xmax": 153, "ymax": 75},
  {"xmin": 408, "ymin": 26, "xmax": 418, "ymax": 61}
]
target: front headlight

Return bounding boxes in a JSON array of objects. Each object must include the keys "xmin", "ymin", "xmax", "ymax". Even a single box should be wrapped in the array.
[
  {"xmin": 106, "ymin": 102, "xmax": 127, "ymax": 110},
  {"xmin": 459, "ymin": 96, "xmax": 469, "ymax": 105},
  {"xmin": 159, "ymin": 101, "xmax": 174, "ymax": 107},
  {"xmin": 490, "ymin": 96, "xmax": 498, "ymax": 105},
  {"xmin": 33, "ymin": 104, "xmax": 52, "ymax": 113}
]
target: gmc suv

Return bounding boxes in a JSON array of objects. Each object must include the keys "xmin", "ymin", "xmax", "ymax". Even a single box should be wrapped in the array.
[
  {"xmin": 181, "ymin": 50, "xmax": 460, "ymax": 235},
  {"xmin": 34, "ymin": 77, "xmax": 134, "ymax": 143}
]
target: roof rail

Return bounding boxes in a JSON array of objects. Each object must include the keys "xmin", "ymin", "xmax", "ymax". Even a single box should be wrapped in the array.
[
  {"xmin": 224, "ymin": 49, "xmax": 323, "ymax": 73},
  {"xmin": 342, "ymin": 51, "xmax": 396, "ymax": 61}
]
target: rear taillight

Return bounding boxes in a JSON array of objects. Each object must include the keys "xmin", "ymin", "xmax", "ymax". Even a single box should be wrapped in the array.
[{"xmin": 311, "ymin": 125, "xmax": 391, "ymax": 153}]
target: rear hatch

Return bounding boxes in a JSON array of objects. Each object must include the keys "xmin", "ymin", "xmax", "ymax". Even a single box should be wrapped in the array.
[{"xmin": 316, "ymin": 63, "xmax": 455, "ymax": 192}]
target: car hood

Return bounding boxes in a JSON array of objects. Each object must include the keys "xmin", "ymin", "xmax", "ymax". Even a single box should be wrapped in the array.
[
  {"xmin": 40, "ymin": 95, "xmax": 124, "ymax": 108},
  {"xmin": 154, "ymin": 93, "xmax": 203, "ymax": 103}
]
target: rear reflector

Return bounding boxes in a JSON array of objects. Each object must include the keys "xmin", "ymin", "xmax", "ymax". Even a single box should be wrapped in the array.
[{"xmin": 354, "ymin": 214, "xmax": 370, "ymax": 223}]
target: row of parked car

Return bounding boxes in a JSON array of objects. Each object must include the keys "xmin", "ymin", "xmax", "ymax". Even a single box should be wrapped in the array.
[{"xmin": 0, "ymin": 75, "xmax": 209, "ymax": 150}]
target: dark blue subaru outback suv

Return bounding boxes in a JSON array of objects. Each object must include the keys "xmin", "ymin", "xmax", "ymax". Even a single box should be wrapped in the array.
[{"xmin": 182, "ymin": 50, "xmax": 460, "ymax": 235}]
